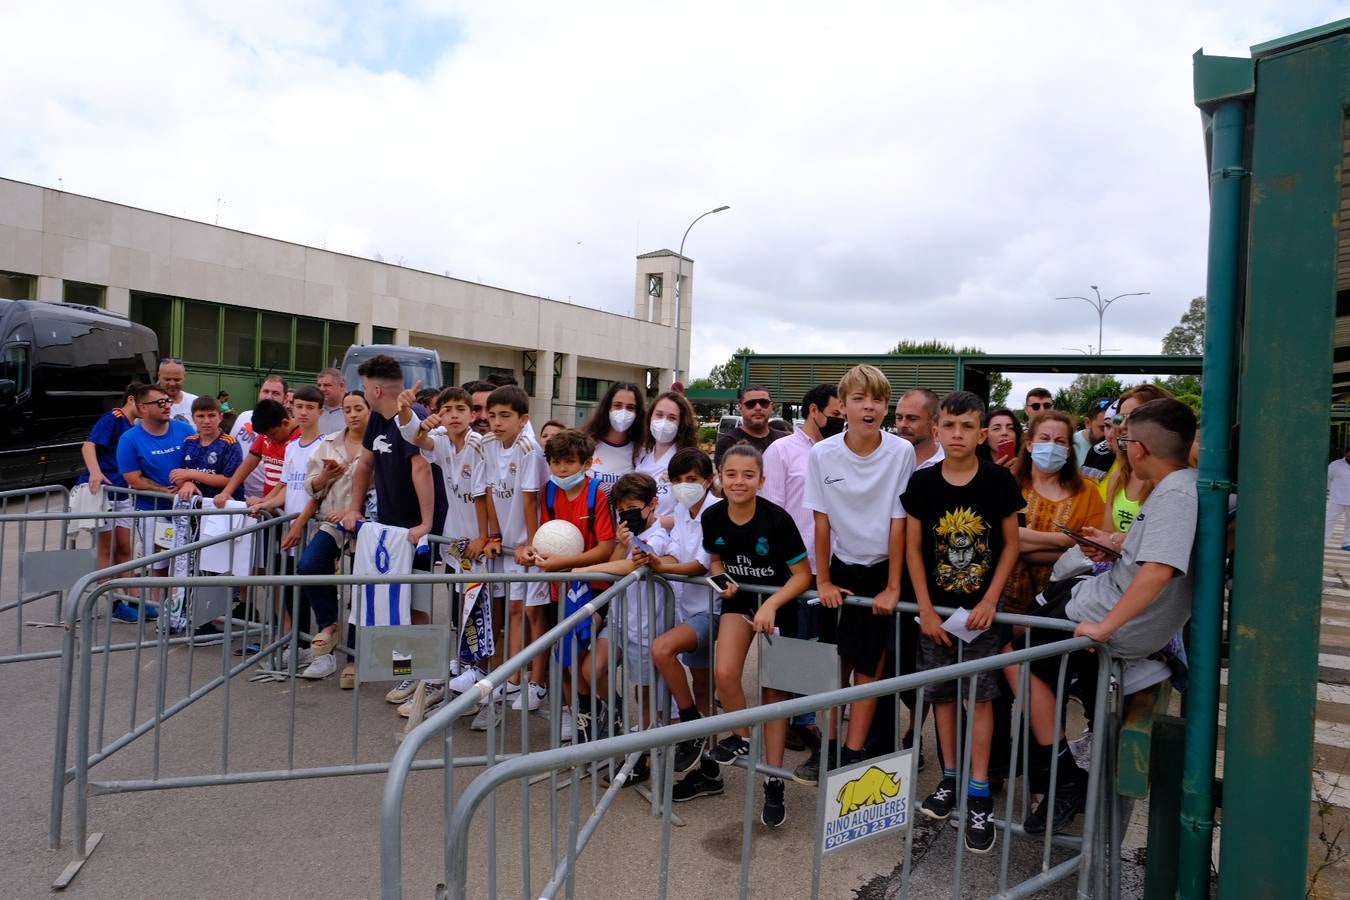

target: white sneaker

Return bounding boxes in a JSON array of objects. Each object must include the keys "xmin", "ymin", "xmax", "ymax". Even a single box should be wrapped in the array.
[
  {"xmin": 449, "ymin": 658, "xmax": 462, "ymax": 677},
  {"xmin": 511, "ymin": 682, "xmax": 546, "ymax": 712},
  {"xmin": 399, "ymin": 682, "xmax": 445, "ymax": 717},
  {"xmin": 493, "ymin": 681, "xmax": 522, "ymax": 701},
  {"xmin": 471, "ymin": 700, "xmax": 502, "ymax": 732},
  {"xmin": 386, "ymin": 679, "xmax": 418, "ymax": 704},
  {"xmin": 448, "ymin": 665, "xmax": 486, "ymax": 694},
  {"xmin": 299, "ymin": 654, "xmax": 337, "ymax": 679},
  {"xmin": 560, "ymin": 706, "xmax": 575, "ymax": 743}
]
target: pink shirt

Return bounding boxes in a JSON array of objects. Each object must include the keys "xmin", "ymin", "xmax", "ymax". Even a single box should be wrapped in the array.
[{"xmin": 761, "ymin": 427, "xmax": 819, "ymax": 572}]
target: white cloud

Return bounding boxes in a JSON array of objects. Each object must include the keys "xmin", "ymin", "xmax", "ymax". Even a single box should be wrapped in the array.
[{"xmin": 1, "ymin": 0, "xmax": 1340, "ymax": 394}]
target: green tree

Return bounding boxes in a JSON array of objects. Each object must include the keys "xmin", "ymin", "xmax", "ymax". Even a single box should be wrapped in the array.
[
  {"xmin": 888, "ymin": 339, "xmax": 1010, "ymax": 407},
  {"xmin": 1162, "ymin": 296, "xmax": 1206, "ymax": 355},
  {"xmin": 1053, "ymin": 373, "xmax": 1129, "ymax": 419},
  {"xmin": 1162, "ymin": 296, "xmax": 1205, "ymax": 398},
  {"xmin": 706, "ymin": 346, "xmax": 754, "ymax": 390}
]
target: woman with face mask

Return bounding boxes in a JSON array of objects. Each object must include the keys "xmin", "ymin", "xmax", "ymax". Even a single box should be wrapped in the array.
[
  {"xmin": 1005, "ymin": 410, "xmax": 1105, "ymax": 612},
  {"xmin": 637, "ymin": 391, "xmax": 700, "ymax": 518},
  {"xmin": 582, "ymin": 381, "xmax": 646, "ymax": 490}
]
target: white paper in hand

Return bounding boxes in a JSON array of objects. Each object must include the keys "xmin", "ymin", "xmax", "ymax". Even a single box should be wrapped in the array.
[{"xmin": 941, "ymin": 608, "xmax": 988, "ymax": 643}]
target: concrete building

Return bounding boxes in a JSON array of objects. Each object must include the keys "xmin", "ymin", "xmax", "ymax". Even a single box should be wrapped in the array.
[{"xmin": 0, "ymin": 177, "xmax": 694, "ymax": 424}]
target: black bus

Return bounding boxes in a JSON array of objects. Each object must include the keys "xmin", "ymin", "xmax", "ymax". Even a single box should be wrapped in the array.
[{"xmin": 0, "ymin": 301, "xmax": 158, "ymax": 489}]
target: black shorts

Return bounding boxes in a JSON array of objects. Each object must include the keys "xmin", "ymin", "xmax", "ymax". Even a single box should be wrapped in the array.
[
  {"xmin": 818, "ymin": 557, "xmax": 893, "ymax": 675},
  {"xmin": 1025, "ymin": 576, "xmax": 1098, "ymax": 698},
  {"xmin": 722, "ymin": 592, "xmax": 799, "ymax": 637}
]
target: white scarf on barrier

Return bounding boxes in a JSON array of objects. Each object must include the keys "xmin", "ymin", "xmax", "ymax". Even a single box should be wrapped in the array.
[
  {"xmin": 168, "ymin": 496, "xmax": 202, "ymax": 633},
  {"xmin": 198, "ymin": 502, "xmax": 254, "ymax": 575}
]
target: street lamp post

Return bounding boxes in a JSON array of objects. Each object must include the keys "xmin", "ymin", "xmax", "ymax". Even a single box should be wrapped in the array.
[
  {"xmin": 1055, "ymin": 284, "xmax": 1149, "ymax": 354},
  {"xmin": 673, "ymin": 205, "xmax": 730, "ymax": 384}
]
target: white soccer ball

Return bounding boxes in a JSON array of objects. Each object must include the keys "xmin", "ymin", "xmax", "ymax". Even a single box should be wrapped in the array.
[{"xmin": 533, "ymin": 519, "xmax": 584, "ymax": 558}]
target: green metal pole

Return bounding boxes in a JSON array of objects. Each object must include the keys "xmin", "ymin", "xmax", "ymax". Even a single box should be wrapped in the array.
[
  {"xmin": 1177, "ymin": 96, "xmax": 1246, "ymax": 900},
  {"xmin": 1217, "ymin": 35, "xmax": 1344, "ymax": 900}
]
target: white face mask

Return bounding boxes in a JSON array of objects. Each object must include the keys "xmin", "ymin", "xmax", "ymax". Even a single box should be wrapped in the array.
[
  {"xmin": 609, "ymin": 409, "xmax": 636, "ymax": 433},
  {"xmin": 650, "ymin": 417, "xmax": 678, "ymax": 444},
  {"xmin": 671, "ymin": 482, "xmax": 707, "ymax": 509}
]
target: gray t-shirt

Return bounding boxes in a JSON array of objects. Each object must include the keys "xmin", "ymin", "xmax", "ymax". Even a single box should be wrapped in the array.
[{"xmin": 1066, "ymin": 467, "xmax": 1198, "ymax": 659}]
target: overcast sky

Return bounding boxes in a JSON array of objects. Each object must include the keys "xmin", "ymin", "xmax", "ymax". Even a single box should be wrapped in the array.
[{"xmin": 3, "ymin": 1, "xmax": 1340, "ymax": 400}]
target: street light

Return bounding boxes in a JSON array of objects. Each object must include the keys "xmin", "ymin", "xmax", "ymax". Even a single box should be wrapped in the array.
[
  {"xmin": 673, "ymin": 205, "xmax": 730, "ymax": 384},
  {"xmin": 1055, "ymin": 284, "xmax": 1149, "ymax": 355}
]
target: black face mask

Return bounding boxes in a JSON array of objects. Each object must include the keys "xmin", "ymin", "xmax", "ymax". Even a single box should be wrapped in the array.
[{"xmin": 819, "ymin": 415, "xmax": 846, "ymax": 439}]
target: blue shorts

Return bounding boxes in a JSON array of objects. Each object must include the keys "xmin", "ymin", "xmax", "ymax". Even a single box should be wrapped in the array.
[{"xmin": 677, "ymin": 610, "xmax": 715, "ymax": 669}]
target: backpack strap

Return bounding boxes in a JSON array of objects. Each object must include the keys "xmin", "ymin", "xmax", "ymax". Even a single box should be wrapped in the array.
[
  {"xmin": 544, "ymin": 480, "xmax": 558, "ymax": 523},
  {"xmin": 583, "ymin": 477, "xmax": 601, "ymax": 548}
]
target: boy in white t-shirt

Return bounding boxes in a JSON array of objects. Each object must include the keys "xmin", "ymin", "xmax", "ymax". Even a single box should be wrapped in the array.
[
  {"xmin": 481, "ymin": 386, "xmax": 544, "ymax": 707},
  {"xmin": 397, "ymin": 385, "xmax": 491, "ymax": 687},
  {"xmin": 252, "ymin": 386, "xmax": 325, "ymax": 646},
  {"xmin": 804, "ymin": 364, "xmax": 916, "ymax": 768}
]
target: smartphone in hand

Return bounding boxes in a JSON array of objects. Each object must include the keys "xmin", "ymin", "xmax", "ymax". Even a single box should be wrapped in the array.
[
  {"xmin": 705, "ymin": 571, "xmax": 738, "ymax": 594},
  {"xmin": 1057, "ymin": 525, "xmax": 1121, "ymax": 559}
]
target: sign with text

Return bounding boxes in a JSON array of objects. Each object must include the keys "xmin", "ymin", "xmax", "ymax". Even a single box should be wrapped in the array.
[{"xmin": 819, "ymin": 749, "xmax": 914, "ymax": 854}]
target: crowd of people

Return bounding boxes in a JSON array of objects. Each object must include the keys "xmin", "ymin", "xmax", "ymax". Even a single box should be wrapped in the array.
[{"xmin": 76, "ymin": 355, "xmax": 1201, "ymax": 855}]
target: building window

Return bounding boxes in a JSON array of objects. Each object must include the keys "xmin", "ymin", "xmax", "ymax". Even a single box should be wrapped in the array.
[
  {"xmin": 222, "ymin": 306, "xmax": 257, "ymax": 367},
  {"xmin": 129, "ymin": 292, "xmax": 174, "ymax": 360},
  {"xmin": 372, "ymin": 326, "xmax": 396, "ymax": 345},
  {"xmin": 294, "ymin": 317, "xmax": 324, "ymax": 373},
  {"xmin": 260, "ymin": 312, "xmax": 291, "ymax": 370},
  {"xmin": 523, "ymin": 372, "xmax": 536, "ymax": 395},
  {"xmin": 327, "ymin": 322, "xmax": 356, "ymax": 366},
  {"xmin": 63, "ymin": 281, "xmax": 105, "ymax": 308},
  {"xmin": 182, "ymin": 301, "xmax": 219, "ymax": 365},
  {"xmin": 479, "ymin": 365, "xmax": 514, "ymax": 382},
  {"xmin": 577, "ymin": 377, "xmax": 610, "ymax": 403},
  {"xmin": 0, "ymin": 272, "xmax": 34, "ymax": 301},
  {"xmin": 440, "ymin": 361, "xmax": 457, "ymax": 387}
]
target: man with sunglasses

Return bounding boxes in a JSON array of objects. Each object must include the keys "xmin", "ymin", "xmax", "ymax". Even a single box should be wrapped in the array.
[
  {"xmin": 1023, "ymin": 387, "xmax": 1054, "ymax": 421},
  {"xmin": 714, "ymin": 384, "xmax": 787, "ymax": 468},
  {"xmin": 116, "ymin": 384, "xmax": 197, "ymax": 589},
  {"xmin": 1081, "ymin": 400, "xmax": 1122, "ymax": 483}
]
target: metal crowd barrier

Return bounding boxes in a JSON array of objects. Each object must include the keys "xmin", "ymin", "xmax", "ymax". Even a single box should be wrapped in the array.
[
  {"xmin": 0, "ymin": 486, "xmax": 280, "ymax": 665},
  {"xmin": 0, "ymin": 484, "xmax": 73, "ymax": 658},
  {"xmin": 380, "ymin": 581, "xmax": 1129, "ymax": 900},
  {"xmin": 48, "ymin": 558, "xmax": 664, "ymax": 892}
]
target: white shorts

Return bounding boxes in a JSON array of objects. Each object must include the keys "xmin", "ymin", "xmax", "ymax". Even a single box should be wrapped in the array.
[
  {"xmin": 136, "ymin": 514, "xmax": 170, "ymax": 571},
  {"xmin": 97, "ymin": 497, "xmax": 133, "ymax": 534},
  {"xmin": 503, "ymin": 557, "xmax": 550, "ymax": 607}
]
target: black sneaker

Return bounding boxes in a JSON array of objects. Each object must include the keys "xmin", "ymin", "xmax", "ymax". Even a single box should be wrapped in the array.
[
  {"xmin": 785, "ymin": 723, "xmax": 819, "ymax": 753},
  {"xmin": 673, "ymin": 736, "xmax": 706, "ymax": 775},
  {"xmin": 761, "ymin": 778, "xmax": 786, "ymax": 827},
  {"xmin": 920, "ymin": 776, "xmax": 958, "ymax": 821},
  {"xmin": 1023, "ymin": 779, "xmax": 1086, "ymax": 835},
  {"xmin": 964, "ymin": 795, "xmax": 995, "ymax": 853},
  {"xmin": 709, "ymin": 735, "xmax": 750, "ymax": 766},
  {"xmin": 671, "ymin": 767, "xmax": 724, "ymax": 802},
  {"xmin": 192, "ymin": 623, "xmax": 223, "ymax": 645},
  {"xmin": 792, "ymin": 747, "xmax": 821, "ymax": 786}
]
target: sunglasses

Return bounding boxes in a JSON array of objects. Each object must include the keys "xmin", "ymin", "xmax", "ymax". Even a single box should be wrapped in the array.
[
  {"xmin": 1116, "ymin": 437, "xmax": 1143, "ymax": 451},
  {"xmin": 1027, "ymin": 402, "xmax": 1053, "ymax": 411},
  {"xmin": 1112, "ymin": 414, "xmax": 1128, "ymax": 426},
  {"xmin": 742, "ymin": 398, "xmax": 772, "ymax": 409},
  {"xmin": 141, "ymin": 398, "xmax": 172, "ymax": 408}
]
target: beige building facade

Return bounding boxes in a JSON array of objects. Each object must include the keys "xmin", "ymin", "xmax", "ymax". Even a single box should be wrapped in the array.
[{"xmin": 0, "ymin": 177, "xmax": 694, "ymax": 425}]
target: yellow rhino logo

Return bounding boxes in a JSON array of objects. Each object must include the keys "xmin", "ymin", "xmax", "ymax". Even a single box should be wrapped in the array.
[{"xmin": 836, "ymin": 765, "xmax": 901, "ymax": 815}]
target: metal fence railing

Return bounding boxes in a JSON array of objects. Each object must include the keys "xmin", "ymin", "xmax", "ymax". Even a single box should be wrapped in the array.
[
  {"xmin": 380, "ymin": 579, "xmax": 1129, "ymax": 900},
  {"xmin": 47, "ymin": 555, "xmax": 670, "ymax": 892},
  {"xmin": 1, "ymin": 485, "xmax": 283, "ymax": 665}
]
